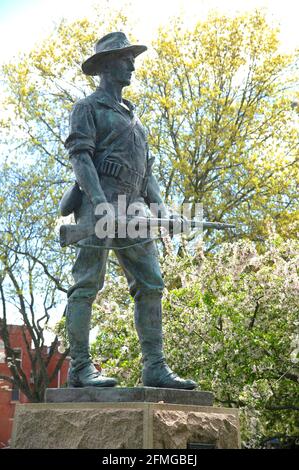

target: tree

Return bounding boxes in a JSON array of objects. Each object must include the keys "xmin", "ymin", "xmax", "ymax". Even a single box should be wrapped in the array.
[
  {"xmin": 0, "ymin": 162, "xmax": 70, "ymax": 401},
  {"xmin": 2, "ymin": 10, "xmax": 297, "ymax": 250},
  {"xmin": 91, "ymin": 233, "xmax": 299, "ymax": 447},
  {"xmin": 0, "ymin": 5, "xmax": 131, "ymax": 401},
  {"xmin": 0, "ymin": 5, "xmax": 297, "ymax": 440},
  {"xmin": 132, "ymin": 11, "xmax": 299, "ymax": 246}
]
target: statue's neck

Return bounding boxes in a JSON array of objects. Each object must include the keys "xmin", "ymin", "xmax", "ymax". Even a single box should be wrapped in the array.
[{"xmin": 99, "ymin": 77, "xmax": 124, "ymax": 104}]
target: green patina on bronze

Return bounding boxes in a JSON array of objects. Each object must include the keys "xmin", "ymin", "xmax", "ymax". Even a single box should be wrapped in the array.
[{"xmin": 62, "ymin": 32, "xmax": 197, "ymax": 389}]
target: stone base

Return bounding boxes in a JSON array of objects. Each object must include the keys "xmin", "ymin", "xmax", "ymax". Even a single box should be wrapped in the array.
[{"xmin": 11, "ymin": 401, "xmax": 240, "ymax": 449}]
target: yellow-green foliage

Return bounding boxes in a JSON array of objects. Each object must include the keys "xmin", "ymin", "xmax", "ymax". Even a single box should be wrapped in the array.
[
  {"xmin": 92, "ymin": 235, "xmax": 299, "ymax": 448},
  {"xmin": 133, "ymin": 12, "xmax": 299, "ymax": 243},
  {"xmin": 0, "ymin": 6, "xmax": 298, "ymax": 436},
  {"xmin": 1, "ymin": 11, "xmax": 298, "ymax": 246}
]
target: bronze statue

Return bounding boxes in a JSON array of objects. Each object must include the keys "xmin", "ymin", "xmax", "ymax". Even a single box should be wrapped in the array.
[{"xmin": 61, "ymin": 32, "xmax": 198, "ymax": 389}]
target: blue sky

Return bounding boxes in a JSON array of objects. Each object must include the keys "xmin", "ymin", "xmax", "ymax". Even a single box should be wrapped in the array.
[
  {"xmin": 0, "ymin": 0, "xmax": 39, "ymax": 17},
  {"xmin": 0, "ymin": 0, "xmax": 298, "ymax": 65}
]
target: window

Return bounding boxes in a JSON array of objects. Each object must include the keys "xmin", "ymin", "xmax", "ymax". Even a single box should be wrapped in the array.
[
  {"xmin": 0, "ymin": 340, "xmax": 5, "ymax": 363},
  {"xmin": 11, "ymin": 382, "xmax": 20, "ymax": 401},
  {"xmin": 10, "ymin": 349, "xmax": 21, "ymax": 402}
]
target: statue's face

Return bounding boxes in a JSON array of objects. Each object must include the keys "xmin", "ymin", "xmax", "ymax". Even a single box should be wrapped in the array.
[{"xmin": 107, "ymin": 52, "xmax": 135, "ymax": 86}]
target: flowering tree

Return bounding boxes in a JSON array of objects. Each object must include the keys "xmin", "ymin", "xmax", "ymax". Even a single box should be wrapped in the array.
[
  {"xmin": 0, "ymin": 5, "xmax": 298, "ymax": 441},
  {"xmin": 90, "ymin": 234, "xmax": 299, "ymax": 447},
  {"xmin": 132, "ymin": 11, "xmax": 299, "ymax": 245},
  {"xmin": 0, "ymin": 6, "xmax": 130, "ymax": 402},
  {"xmin": 0, "ymin": 164, "xmax": 70, "ymax": 402}
]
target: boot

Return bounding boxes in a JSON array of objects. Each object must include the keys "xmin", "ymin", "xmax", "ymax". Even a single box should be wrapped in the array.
[
  {"xmin": 134, "ymin": 295, "xmax": 197, "ymax": 390},
  {"xmin": 66, "ymin": 300, "xmax": 117, "ymax": 387}
]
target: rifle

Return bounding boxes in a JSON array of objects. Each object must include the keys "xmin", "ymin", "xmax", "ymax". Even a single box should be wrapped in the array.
[{"xmin": 59, "ymin": 216, "xmax": 235, "ymax": 248}]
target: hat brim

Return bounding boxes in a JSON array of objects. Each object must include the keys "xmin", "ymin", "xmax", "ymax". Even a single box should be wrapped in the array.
[{"xmin": 82, "ymin": 44, "xmax": 147, "ymax": 76}]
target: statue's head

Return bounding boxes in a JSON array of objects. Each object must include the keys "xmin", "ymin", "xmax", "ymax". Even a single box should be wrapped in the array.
[
  {"xmin": 97, "ymin": 52, "xmax": 135, "ymax": 87},
  {"xmin": 81, "ymin": 32, "xmax": 147, "ymax": 80}
]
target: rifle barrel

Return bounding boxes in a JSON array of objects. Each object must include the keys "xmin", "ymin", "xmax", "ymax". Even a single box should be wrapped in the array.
[{"xmin": 201, "ymin": 221, "xmax": 235, "ymax": 230}]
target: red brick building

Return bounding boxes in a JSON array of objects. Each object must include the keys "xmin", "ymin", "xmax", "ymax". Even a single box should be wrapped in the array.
[{"xmin": 0, "ymin": 325, "xmax": 70, "ymax": 448}]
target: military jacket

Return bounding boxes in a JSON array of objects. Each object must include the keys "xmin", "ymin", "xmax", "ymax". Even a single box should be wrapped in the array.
[{"xmin": 65, "ymin": 87, "xmax": 149, "ymax": 178}]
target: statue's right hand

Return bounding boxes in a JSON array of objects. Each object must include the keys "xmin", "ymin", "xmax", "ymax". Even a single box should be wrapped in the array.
[
  {"xmin": 94, "ymin": 203, "xmax": 116, "ymax": 239},
  {"xmin": 92, "ymin": 196, "xmax": 111, "ymax": 224}
]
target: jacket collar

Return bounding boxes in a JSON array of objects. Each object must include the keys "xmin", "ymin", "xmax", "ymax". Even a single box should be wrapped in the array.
[{"xmin": 93, "ymin": 87, "xmax": 135, "ymax": 115}]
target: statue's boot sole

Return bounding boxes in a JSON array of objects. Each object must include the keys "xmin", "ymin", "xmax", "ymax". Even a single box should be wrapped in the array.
[{"xmin": 68, "ymin": 378, "xmax": 118, "ymax": 387}]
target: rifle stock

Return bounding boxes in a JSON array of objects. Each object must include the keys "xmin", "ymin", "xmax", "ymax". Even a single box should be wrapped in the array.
[{"xmin": 60, "ymin": 223, "xmax": 95, "ymax": 247}]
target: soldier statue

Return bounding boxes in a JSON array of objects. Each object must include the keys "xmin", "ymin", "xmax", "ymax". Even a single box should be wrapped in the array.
[{"xmin": 62, "ymin": 32, "xmax": 197, "ymax": 390}]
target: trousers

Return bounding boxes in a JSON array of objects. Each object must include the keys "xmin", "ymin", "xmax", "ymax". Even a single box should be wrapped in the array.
[
  {"xmin": 66, "ymin": 175, "xmax": 164, "ymax": 372},
  {"xmin": 68, "ymin": 175, "xmax": 164, "ymax": 302}
]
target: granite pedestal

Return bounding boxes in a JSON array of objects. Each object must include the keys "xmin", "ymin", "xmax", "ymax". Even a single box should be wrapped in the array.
[{"xmin": 11, "ymin": 387, "xmax": 240, "ymax": 449}]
